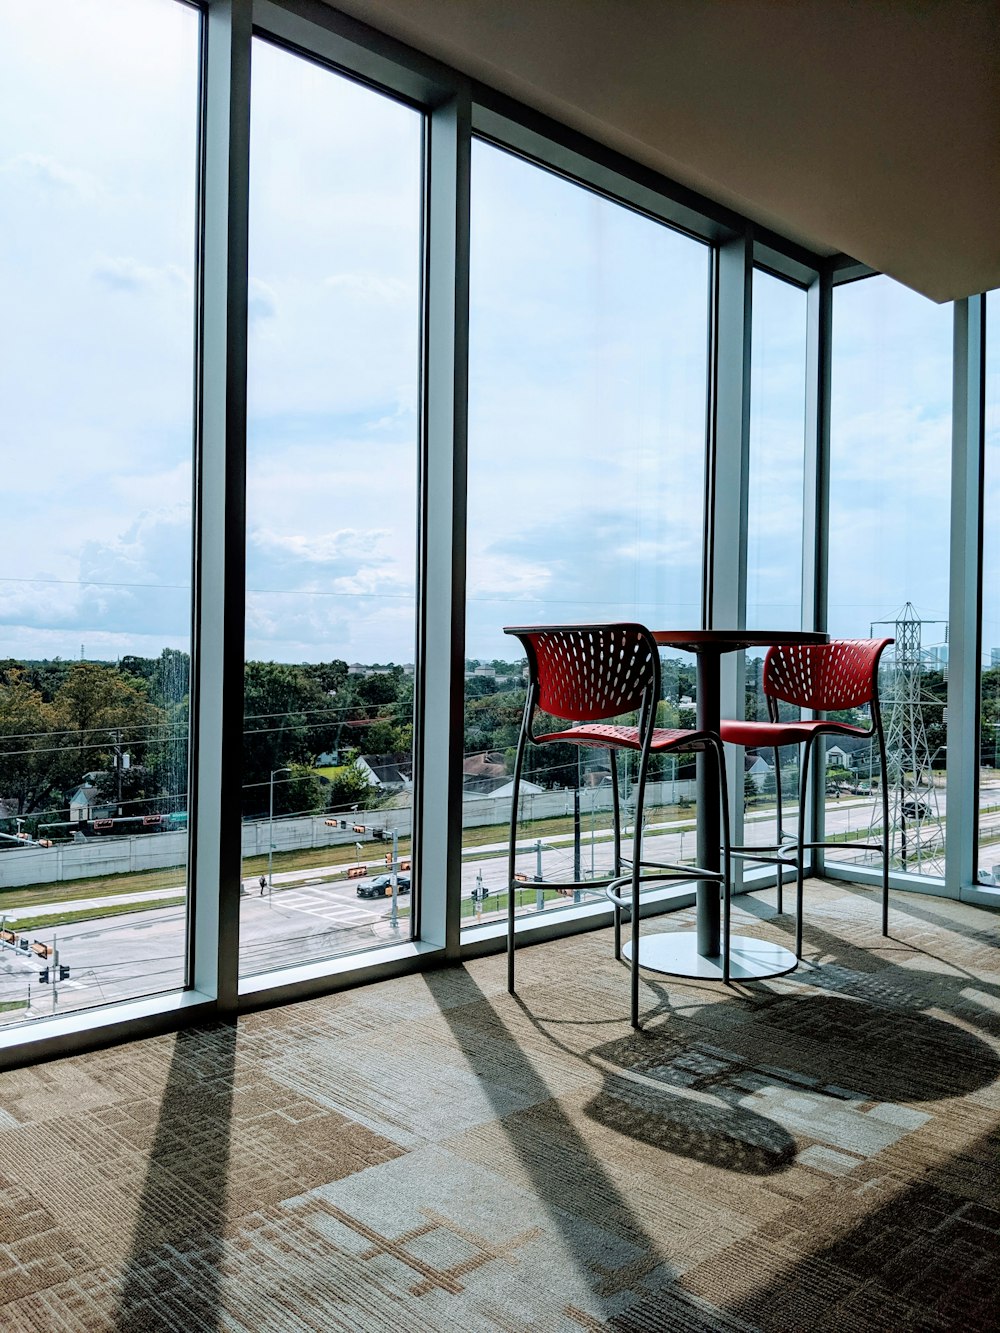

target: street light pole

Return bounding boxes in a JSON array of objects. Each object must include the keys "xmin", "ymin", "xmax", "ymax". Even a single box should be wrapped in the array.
[{"xmin": 268, "ymin": 767, "xmax": 291, "ymax": 889}]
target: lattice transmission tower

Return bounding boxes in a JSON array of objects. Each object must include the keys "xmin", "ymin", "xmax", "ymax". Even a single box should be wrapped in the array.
[{"xmin": 869, "ymin": 603, "xmax": 947, "ymax": 874}]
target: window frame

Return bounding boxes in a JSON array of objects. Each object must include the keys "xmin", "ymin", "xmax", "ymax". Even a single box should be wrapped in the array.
[{"xmin": 5, "ymin": 0, "xmax": 996, "ymax": 1068}]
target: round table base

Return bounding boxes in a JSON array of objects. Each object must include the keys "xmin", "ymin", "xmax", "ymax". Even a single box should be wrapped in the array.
[{"xmin": 622, "ymin": 932, "xmax": 798, "ymax": 981}]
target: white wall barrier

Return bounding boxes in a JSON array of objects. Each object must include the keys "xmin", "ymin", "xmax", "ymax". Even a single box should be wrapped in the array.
[{"xmin": 0, "ymin": 780, "xmax": 696, "ymax": 889}]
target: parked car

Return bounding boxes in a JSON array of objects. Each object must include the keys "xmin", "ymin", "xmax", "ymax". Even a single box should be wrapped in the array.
[{"xmin": 357, "ymin": 874, "xmax": 411, "ymax": 899}]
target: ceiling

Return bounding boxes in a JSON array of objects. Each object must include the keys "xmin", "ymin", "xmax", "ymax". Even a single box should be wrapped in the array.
[{"xmin": 325, "ymin": 0, "xmax": 1000, "ymax": 302}]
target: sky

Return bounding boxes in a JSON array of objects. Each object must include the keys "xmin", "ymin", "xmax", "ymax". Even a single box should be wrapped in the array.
[{"xmin": 0, "ymin": 0, "xmax": 989, "ymax": 676}]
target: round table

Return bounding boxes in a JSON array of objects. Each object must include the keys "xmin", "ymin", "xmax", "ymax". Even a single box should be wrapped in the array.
[{"xmin": 620, "ymin": 629, "xmax": 827, "ymax": 982}]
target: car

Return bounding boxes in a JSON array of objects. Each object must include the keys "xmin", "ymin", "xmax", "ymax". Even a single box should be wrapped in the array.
[
  {"xmin": 356, "ymin": 873, "xmax": 411, "ymax": 899},
  {"xmin": 901, "ymin": 798, "xmax": 929, "ymax": 818}
]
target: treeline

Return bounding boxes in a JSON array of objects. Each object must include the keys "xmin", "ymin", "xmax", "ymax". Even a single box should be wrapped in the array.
[
  {"xmin": 0, "ymin": 651, "xmax": 414, "ymax": 829},
  {"xmin": 463, "ymin": 656, "xmax": 701, "ymax": 788}
]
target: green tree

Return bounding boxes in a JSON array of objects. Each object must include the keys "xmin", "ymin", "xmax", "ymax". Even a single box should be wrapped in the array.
[
  {"xmin": 49, "ymin": 664, "xmax": 163, "ymax": 805},
  {"xmin": 325, "ymin": 761, "xmax": 377, "ymax": 810},
  {"xmin": 282, "ymin": 762, "xmax": 326, "ymax": 816},
  {"xmin": 0, "ymin": 670, "xmax": 58, "ymax": 816}
]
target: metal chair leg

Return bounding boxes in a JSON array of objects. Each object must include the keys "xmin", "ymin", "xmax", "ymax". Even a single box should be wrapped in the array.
[
  {"xmin": 629, "ymin": 753, "xmax": 647, "ymax": 1030},
  {"xmin": 630, "ymin": 861, "xmax": 640, "ymax": 1029},
  {"xmin": 506, "ymin": 728, "xmax": 529, "ymax": 996},
  {"xmin": 610, "ymin": 750, "xmax": 621, "ymax": 960},
  {"xmin": 879, "ymin": 730, "xmax": 890, "ymax": 936},
  {"xmin": 773, "ymin": 748, "xmax": 783, "ymax": 914},
  {"xmin": 795, "ymin": 740, "xmax": 811, "ymax": 959},
  {"xmin": 715, "ymin": 738, "xmax": 733, "ymax": 984}
]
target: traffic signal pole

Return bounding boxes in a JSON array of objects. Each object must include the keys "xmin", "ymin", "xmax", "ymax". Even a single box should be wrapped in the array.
[{"xmin": 390, "ymin": 828, "xmax": 399, "ymax": 930}]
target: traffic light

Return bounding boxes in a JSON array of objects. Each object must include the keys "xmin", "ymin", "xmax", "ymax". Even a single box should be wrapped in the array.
[
  {"xmin": 59, "ymin": 965, "xmax": 70, "ymax": 981},
  {"xmin": 385, "ymin": 852, "xmax": 392, "ymax": 866},
  {"xmin": 39, "ymin": 967, "xmax": 49, "ymax": 984}
]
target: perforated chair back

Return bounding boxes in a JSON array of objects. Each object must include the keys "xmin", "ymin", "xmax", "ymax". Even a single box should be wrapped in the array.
[
  {"xmin": 505, "ymin": 623, "xmax": 659, "ymax": 723},
  {"xmin": 763, "ymin": 638, "xmax": 893, "ymax": 713}
]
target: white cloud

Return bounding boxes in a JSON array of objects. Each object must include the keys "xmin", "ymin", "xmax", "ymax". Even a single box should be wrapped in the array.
[
  {"xmin": 248, "ymin": 277, "xmax": 277, "ymax": 323},
  {"xmin": 92, "ymin": 255, "xmax": 188, "ymax": 293},
  {"xmin": 1, "ymin": 152, "xmax": 96, "ymax": 196},
  {"xmin": 325, "ymin": 273, "xmax": 409, "ymax": 303},
  {"xmin": 251, "ymin": 527, "xmax": 386, "ymax": 567}
]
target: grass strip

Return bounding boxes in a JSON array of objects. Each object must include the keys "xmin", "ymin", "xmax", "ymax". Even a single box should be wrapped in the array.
[{"xmin": 2, "ymin": 897, "xmax": 186, "ymax": 932}]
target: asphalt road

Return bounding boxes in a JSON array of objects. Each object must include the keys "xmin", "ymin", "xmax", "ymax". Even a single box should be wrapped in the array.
[{"xmin": 1, "ymin": 786, "xmax": 990, "ymax": 1026}]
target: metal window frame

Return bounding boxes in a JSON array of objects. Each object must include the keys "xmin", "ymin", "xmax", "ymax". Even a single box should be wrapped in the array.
[{"xmin": 22, "ymin": 0, "xmax": 1000, "ymax": 1068}]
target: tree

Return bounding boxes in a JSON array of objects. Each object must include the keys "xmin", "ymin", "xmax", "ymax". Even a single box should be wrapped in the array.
[
  {"xmin": 325, "ymin": 761, "xmax": 377, "ymax": 811},
  {"xmin": 242, "ymin": 660, "xmax": 347, "ymax": 815},
  {"xmin": 281, "ymin": 762, "xmax": 326, "ymax": 817},
  {"xmin": 355, "ymin": 672, "xmax": 400, "ymax": 707},
  {"xmin": 363, "ymin": 719, "xmax": 404, "ymax": 755},
  {"xmin": 49, "ymin": 664, "xmax": 163, "ymax": 805},
  {"xmin": 0, "ymin": 670, "xmax": 59, "ymax": 816},
  {"xmin": 300, "ymin": 659, "xmax": 349, "ymax": 696}
]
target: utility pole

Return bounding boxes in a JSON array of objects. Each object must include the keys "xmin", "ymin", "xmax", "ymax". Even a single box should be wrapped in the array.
[
  {"xmin": 268, "ymin": 767, "xmax": 291, "ymax": 888},
  {"xmin": 535, "ymin": 838, "xmax": 544, "ymax": 911},
  {"xmin": 389, "ymin": 828, "xmax": 399, "ymax": 930},
  {"xmin": 872, "ymin": 603, "xmax": 946, "ymax": 874}
]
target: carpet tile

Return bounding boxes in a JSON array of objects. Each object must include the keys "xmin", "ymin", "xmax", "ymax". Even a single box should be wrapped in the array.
[{"xmin": 0, "ymin": 882, "xmax": 998, "ymax": 1330}]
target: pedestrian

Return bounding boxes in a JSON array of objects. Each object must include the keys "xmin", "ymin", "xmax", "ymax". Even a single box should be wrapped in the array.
[{"xmin": 259, "ymin": 874, "xmax": 267, "ymax": 896}]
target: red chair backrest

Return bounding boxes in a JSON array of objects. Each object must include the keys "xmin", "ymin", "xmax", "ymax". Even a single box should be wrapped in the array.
[
  {"xmin": 505, "ymin": 624, "xmax": 658, "ymax": 722},
  {"xmin": 763, "ymin": 638, "xmax": 893, "ymax": 712}
]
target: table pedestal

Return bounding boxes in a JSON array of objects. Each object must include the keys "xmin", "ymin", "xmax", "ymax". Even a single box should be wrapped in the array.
[{"xmin": 622, "ymin": 932, "xmax": 798, "ymax": 982}]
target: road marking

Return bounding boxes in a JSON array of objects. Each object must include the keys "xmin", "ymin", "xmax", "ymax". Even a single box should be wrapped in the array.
[{"xmin": 276, "ymin": 891, "xmax": 379, "ymax": 925}]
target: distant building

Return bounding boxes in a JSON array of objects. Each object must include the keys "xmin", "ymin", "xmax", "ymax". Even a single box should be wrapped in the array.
[
  {"xmin": 463, "ymin": 751, "xmax": 507, "ymax": 781},
  {"xmin": 353, "ymin": 753, "xmax": 412, "ymax": 791},
  {"xmin": 67, "ymin": 784, "xmax": 114, "ymax": 823},
  {"xmin": 744, "ymin": 753, "xmax": 773, "ymax": 791}
]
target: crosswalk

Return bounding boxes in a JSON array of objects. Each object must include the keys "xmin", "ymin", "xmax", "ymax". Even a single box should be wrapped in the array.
[{"xmin": 265, "ymin": 887, "xmax": 383, "ymax": 927}]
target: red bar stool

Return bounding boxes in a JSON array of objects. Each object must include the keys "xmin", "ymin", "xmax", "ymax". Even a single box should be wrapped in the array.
[
  {"xmin": 504, "ymin": 623, "xmax": 733, "ymax": 1027},
  {"xmin": 720, "ymin": 638, "xmax": 894, "ymax": 955}
]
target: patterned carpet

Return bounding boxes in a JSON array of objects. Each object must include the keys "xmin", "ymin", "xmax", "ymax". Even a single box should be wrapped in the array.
[{"xmin": 1, "ymin": 881, "xmax": 998, "ymax": 1331}]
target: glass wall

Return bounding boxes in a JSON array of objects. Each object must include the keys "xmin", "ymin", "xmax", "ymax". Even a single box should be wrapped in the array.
[
  {"xmin": 241, "ymin": 39, "xmax": 423, "ymax": 976},
  {"xmin": 978, "ymin": 290, "xmax": 1000, "ymax": 878},
  {"xmin": 3, "ymin": 0, "xmax": 994, "ymax": 1056},
  {"xmin": 827, "ymin": 276, "xmax": 953, "ymax": 880},
  {"xmin": 462, "ymin": 141, "xmax": 710, "ymax": 932},
  {"xmin": 743, "ymin": 270, "xmax": 808, "ymax": 848},
  {"xmin": 0, "ymin": 0, "xmax": 199, "ymax": 1026}
]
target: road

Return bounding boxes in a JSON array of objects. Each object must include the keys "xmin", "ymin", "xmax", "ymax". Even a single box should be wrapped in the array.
[{"xmin": 3, "ymin": 785, "xmax": 995, "ymax": 1025}]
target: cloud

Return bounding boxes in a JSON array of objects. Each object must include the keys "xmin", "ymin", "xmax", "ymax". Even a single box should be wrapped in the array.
[
  {"xmin": 1, "ymin": 152, "xmax": 96, "ymax": 196},
  {"xmin": 248, "ymin": 277, "xmax": 277, "ymax": 323},
  {"xmin": 251, "ymin": 527, "xmax": 386, "ymax": 567},
  {"xmin": 91, "ymin": 256, "xmax": 188, "ymax": 293},
  {"xmin": 325, "ymin": 273, "xmax": 408, "ymax": 303}
]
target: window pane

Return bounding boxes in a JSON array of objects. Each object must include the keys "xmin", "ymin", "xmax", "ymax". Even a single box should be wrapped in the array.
[
  {"xmin": 0, "ymin": 0, "xmax": 198, "ymax": 1026},
  {"xmin": 463, "ymin": 142, "xmax": 709, "ymax": 932},
  {"xmin": 827, "ymin": 276, "xmax": 952, "ymax": 880},
  {"xmin": 241, "ymin": 41, "xmax": 422, "ymax": 976},
  {"xmin": 743, "ymin": 271, "xmax": 808, "ymax": 845},
  {"xmin": 978, "ymin": 290, "xmax": 1000, "ymax": 879}
]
